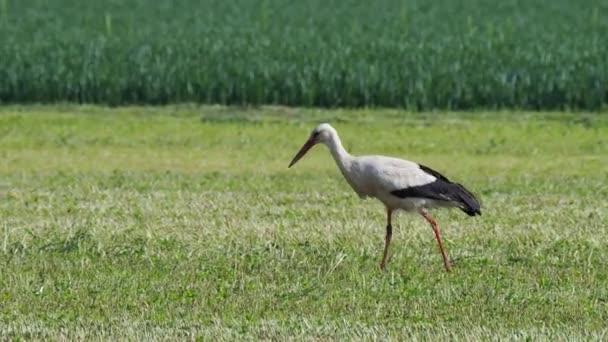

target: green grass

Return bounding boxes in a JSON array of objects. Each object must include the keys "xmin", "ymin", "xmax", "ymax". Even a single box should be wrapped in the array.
[
  {"xmin": 1, "ymin": 105, "xmax": 608, "ymax": 339},
  {"xmin": 0, "ymin": 0, "xmax": 607, "ymax": 109}
]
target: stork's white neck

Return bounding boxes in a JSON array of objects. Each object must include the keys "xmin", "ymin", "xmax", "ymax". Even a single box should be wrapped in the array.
[{"xmin": 323, "ymin": 130, "xmax": 353, "ymax": 173}]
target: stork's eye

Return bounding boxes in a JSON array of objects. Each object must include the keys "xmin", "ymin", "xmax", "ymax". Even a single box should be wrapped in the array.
[{"xmin": 312, "ymin": 131, "xmax": 320, "ymax": 138}]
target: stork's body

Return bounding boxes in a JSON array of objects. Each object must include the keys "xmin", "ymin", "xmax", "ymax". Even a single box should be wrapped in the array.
[{"xmin": 288, "ymin": 123, "xmax": 481, "ymax": 272}]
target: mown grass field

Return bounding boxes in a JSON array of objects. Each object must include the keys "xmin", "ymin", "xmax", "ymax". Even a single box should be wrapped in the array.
[{"xmin": 1, "ymin": 106, "xmax": 608, "ymax": 339}]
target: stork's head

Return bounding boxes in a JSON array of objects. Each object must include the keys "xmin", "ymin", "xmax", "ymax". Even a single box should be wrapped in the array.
[{"xmin": 288, "ymin": 123, "xmax": 336, "ymax": 168}]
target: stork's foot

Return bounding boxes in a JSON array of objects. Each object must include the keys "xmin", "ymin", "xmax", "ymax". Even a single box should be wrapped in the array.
[{"xmin": 379, "ymin": 259, "xmax": 389, "ymax": 271}]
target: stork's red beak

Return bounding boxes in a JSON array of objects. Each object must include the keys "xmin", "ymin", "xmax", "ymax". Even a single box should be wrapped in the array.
[{"xmin": 288, "ymin": 137, "xmax": 316, "ymax": 168}]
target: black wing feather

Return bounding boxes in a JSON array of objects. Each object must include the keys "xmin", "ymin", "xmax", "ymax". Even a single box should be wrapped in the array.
[
  {"xmin": 419, "ymin": 164, "xmax": 450, "ymax": 182},
  {"xmin": 390, "ymin": 164, "xmax": 481, "ymax": 216}
]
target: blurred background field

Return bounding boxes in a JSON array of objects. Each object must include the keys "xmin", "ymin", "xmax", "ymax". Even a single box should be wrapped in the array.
[{"xmin": 0, "ymin": 0, "xmax": 606, "ymax": 109}]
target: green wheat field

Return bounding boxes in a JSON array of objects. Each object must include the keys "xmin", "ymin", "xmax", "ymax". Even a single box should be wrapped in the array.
[
  {"xmin": 1, "ymin": 105, "xmax": 607, "ymax": 339},
  {"xmin": 1, "ymin": 0, "xmax": 607, "ymax": 109}
]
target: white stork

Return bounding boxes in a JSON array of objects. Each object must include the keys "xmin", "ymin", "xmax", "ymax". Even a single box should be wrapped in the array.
[{"xmin": 288, "ymin": 123, "xmax": 481, "ymax": 272}]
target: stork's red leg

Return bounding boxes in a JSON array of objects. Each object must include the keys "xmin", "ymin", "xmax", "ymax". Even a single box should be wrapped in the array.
[
  {"xmin": 380, "ymin": 208, "xmax": 393, "ymax": 271},
  {"xmin": 419, "ymin": 210, "xmax": 451, "ymax": 272}
]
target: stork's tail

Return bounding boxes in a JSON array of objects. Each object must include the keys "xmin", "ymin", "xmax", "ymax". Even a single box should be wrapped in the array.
[{"xmin": 452, "ymin": 183, "xmax": 481, "ymax": 216}]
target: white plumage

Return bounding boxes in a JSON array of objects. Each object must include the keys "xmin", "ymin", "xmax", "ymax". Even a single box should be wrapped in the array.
[{"xmin": 288, "ymin": 123, "xmax": 481, "ymax": 272}]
